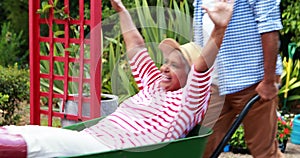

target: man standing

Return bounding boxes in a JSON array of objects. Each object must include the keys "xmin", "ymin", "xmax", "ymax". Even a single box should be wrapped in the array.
[{"xmin": 193, "ymin": 0, "xmax": 284, "ymax": 157}]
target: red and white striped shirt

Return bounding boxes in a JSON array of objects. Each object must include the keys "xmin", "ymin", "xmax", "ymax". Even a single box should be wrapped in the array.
[{"xmin": 83, "ymin": 48, "xmax": 212, "ymax": 150}]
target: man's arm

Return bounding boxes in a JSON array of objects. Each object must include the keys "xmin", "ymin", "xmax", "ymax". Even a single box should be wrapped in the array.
[
  {"xmin": 111, "ymin": 0, "xmax": 145, "ymax": 59},
  {"xmin": 252, "ymin": 0, "xmax": 282, "ymax": 100},
  {"xmin": 255, "ymin": 31, "xmax": 280, "ymax": 100}
]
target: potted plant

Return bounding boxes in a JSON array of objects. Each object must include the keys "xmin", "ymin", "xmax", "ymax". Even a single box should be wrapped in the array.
[
  {"xmin": 277, "ymin": 114, "xmax": 293, "ymax": 153},
  {"xmin": 228, "ymin": 125, "xmax": 251, "ymax": 154}
]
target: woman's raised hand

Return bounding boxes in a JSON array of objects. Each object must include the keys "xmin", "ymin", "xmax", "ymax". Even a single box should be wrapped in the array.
[
  {"xmin": 202, "ymin": 0, "xmax": 234, "ymax": 29},
  {"xmin": 110, "ymin": 0, "xmax": 126, "ymax": 12}
]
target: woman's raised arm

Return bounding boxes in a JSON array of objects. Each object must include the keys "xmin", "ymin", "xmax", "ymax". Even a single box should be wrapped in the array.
[
  {"xmin": 194, "ymin": 0, "xmax": 234, "ymax": 72},
  {"xmin": 110, "ymin": 0, "xmax": 145, "ymax": 59}
]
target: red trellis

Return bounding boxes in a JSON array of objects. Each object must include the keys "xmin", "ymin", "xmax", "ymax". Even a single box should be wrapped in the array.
[{"xmin": 29, "ymin": 0, "xmax": 102, "ymax": 126}]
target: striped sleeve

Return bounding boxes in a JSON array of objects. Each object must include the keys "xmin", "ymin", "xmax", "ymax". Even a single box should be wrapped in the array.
[
  {"xmin": 129, "ymin": 48, "xmax": 161, "ymax": 90},
  {"xmin": 183, "ymin": 65, "xmax": 212, "ymax": 121}
]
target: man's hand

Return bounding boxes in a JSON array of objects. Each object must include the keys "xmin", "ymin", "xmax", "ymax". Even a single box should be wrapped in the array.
[
  {"xmin": 255, "ymin": 80, "xmax": 278, "ymax": 101},
  {"xmin": 202, "ymin": 0, "xmax": 234, "ymax": 29},
  {"xmin": 111, "ymin": 0, "xmax": 126, "ymax": 12}
]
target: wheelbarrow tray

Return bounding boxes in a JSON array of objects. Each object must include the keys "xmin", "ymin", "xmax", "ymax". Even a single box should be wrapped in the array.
[{"xmin": 62, "ymin": 117, "xmax": 212, "ymax": 158}]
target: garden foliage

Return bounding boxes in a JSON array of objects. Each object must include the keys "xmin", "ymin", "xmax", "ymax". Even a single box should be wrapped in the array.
[
  {"xmin": 278, "ymin": 44, "xmax": 300, "ymax": 112},
  {"xmin": 0, "ymin": 65, "xmax": 29, "ymax": 125},
  {"xmin": 0, "ymin": 22, "xmax": 25, "ymax": 67},
  {"xmin": 281, "ymin": 0, "xmax": 300, "ymax": 47},
  {"xmin": 0, "ymin": 0, "xmax": 29, "ymax": 66},
  {"xmin": 229, "ymin": 125, "xmax": 247, "ymax": 150}
]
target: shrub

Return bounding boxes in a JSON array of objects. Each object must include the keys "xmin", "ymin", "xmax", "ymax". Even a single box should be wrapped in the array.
[
  {"xmin": 0, "ymin": 64, "xmax": 29, "ymax": 125},
  {"xmin": 0, "ymin": 0, "xmax": 29, "ymax": 67},
  {"xmin": 0, "ymin": 22, "xmax": 26, "ymax": 67},
  {"xmin": 281, "ymin": 0, "xmax": 300, "ymax": 47}
]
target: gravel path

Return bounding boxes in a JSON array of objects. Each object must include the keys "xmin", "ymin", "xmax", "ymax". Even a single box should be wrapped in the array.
[{"xmin": 219, "ymin": 140, "xmax": 300, "ymax": 158}]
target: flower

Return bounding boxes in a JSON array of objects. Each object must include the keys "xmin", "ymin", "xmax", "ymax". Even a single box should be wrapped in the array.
[{"xmin": 277, "ymin": 115, "xmax": 292, "ymax": 143}]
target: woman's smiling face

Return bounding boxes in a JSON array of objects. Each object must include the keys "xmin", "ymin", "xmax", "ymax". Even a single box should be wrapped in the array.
[{"xmin": 159, "ymin": 49, "xmax": 190, "ymax": 91}]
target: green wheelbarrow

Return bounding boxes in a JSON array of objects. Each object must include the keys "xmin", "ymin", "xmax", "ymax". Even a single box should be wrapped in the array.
[
  {"xmin": 62, "ymin": 117, "xmax": 212, "ymax": 158},
  {"xmin": 62, "ymin": 95, "xmax": 260, "ymax": 158}
]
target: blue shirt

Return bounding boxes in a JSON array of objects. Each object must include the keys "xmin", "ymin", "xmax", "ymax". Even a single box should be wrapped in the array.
[{"xmin": 193, "ymin": 0, "xmax": 283, "ymax": 95}]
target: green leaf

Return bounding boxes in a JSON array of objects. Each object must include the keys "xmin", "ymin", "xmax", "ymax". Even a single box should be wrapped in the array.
[
  {"xmin": 54, "ymin": 0, "xmax": 59, "ymax": 6},
  {"xmin": 289, "ymin": 81, "xmax": 300, "ymax": 90},
  {"xmin": 54, "ymin": 31, "xmax": 65, "ymax": 37},
  {"xmin": 287, "ymin": 95, "xmax": 300, "ymax": 101},
  {"xmin": 42, "ymin": 4, "xmax": 53, "ymax": 13}
]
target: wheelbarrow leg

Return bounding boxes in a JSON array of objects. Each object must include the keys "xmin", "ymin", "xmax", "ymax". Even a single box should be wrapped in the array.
[{"xmin": 210, "ymin": 94, "xmax": 260, "ymax": 158}]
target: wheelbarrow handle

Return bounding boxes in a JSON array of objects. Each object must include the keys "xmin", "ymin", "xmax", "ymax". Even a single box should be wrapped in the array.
[{"xmin": 210, "ymin": 94, "xmax": 260, "ymax": 158}]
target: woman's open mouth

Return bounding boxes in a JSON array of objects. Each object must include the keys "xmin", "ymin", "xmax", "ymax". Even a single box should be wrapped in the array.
[{"xmin": 161, "ymin": 74, "xmax": 171, "ymax": 82}]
